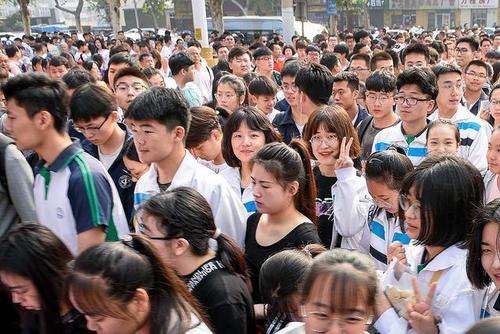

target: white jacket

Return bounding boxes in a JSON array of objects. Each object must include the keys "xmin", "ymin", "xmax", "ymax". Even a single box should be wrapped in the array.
[
  {"xmin": 134, "ymin": 151, "xmax": 247, "ymax": 247},
  {"xmin": 374, "ymin": 244, "xmax": 479, "ymax": 334},
  {"xmin": 219, "ymin": 166, "xmax": 256, "ymax": 215},
  {"xmin": 429, "ymin": 106, "xmax": 489, "ymax": 174}
]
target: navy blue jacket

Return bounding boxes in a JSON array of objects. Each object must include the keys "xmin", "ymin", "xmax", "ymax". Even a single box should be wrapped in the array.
[{"xmin": 272, "ymin": 107, "xmax": 304, "ymax": 144}]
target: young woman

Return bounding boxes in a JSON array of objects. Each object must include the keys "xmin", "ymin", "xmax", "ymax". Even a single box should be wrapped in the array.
[
  {"xmin": 480, "ymin": 83, "xmax": 500, "ymax": 127},
  {"xmin": 374, "ymin": 154, "xmax": 484, "ymax": 334},
  {"xmin": 220, "ymin": 106, "xmax": 281, "ymax": 214},
  {"xmin": 67, "ymin": 234, "xmax": 212, "ymax": 334},
  {"xmin": 94, "ymin": 37, "xmax": 110, "ymax": 70},
  {"xmin": 0, "ymin": 223, "xmax": 91, "ymax": 334},
  {"xmin": 123, "ymin": 140, "xmax": 149, "ymax": 183},
  {"xmin": 215, "ymin": 74, "xmax": 247, "ymax": 127},
  {"xmin": 245, "ymin": 140, "xmax": 321, "ymax": 303},
  {"xmin": 83, "ymin": 60, "xmax": 102, "ymax": 81},
  {"xmin": 142, "ymin": 67, "xmax": 166, "ymax": 87},
  {"xmin": 486, "ymin": 127, "xmax": 500, "ymax": 203},
  {"xmin": 426, "ymin": 119, "xmax": 460, "ymax": 156},
  {"xmin": 138, "ymin": 187, "xmax": 255, "ymax": 334},
  {"xmin": 303, "ymin": 105, "xmax": 362, "ymax": 248},
  {"xmin": 186, "ymin": 106, "xmax": 228, "ymax": 174},
  {"xmin": 294, "ymin": 249, "xmax": 377, "ymax": 334},
  {"xmin": 466, "ymin": 198, "xmax": 500, "ymax": 319}
]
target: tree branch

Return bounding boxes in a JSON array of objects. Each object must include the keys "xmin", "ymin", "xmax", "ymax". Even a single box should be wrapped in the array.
[
  {"xmin": 229, "ymin": 0, "xmax": 247, "ymax": 15},
  {"xmin": 54, "ymin": 0, "xmax": 76, "ymax": 15}
]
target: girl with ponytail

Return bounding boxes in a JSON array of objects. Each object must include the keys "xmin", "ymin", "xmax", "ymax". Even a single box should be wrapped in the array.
[
  {"xmin": 245, "ymin": 140, "xmax": 321, "ymax": 304},
  {"xmin": 67, "ymin": 234, "xmax": 212, "ymax": 334},
  {"xmin": 138, "ymin": 187, "xmax": 255, "ymax": 334}
]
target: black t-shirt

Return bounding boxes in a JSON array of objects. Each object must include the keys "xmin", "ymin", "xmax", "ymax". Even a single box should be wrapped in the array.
[
  {"xmin": 184, "ymin": 258, "xmax": 255, "ymax": 334},
  {"xmin": 244, "ymin": 212, "xmax": 321, "ymax": 303},
  {"xmin": 22, "ymin": 309, "xmax": 93, "ymax": 334},
  {"xmin": 313, "ymin": 166, "xmax": 338, "ymax": 248}
]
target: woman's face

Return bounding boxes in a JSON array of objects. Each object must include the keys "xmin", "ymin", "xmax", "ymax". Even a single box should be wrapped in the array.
[
  {"xmin": 0, "ymin": 272, "xmax": 40, "ymax": 311},
  {"xmin": 310, "ymin": 125, "xmax": 340, "ymax": 167},
  {"xmin": 123, "ymin": 157, "xmax": 149, "ymax": 182},
  {"xmin": 231, "ymin": 121, "xmax": 266, "ymax": 164},
  {"xmin": 481, "ymin": 221, "xmax": 500, "ymax": 289},
  {"xmin": 427, "ymin": 125, "xmax": 459, "ymax": 156},
  {"xmin": 252, "ymin": 163, "xmax": 295, "ymax": 214},
  {"xmin": 284, "ymin": 48, "xmax": 293, "ymax": 59},
  {"xmin": 192, "ymin": 130, "xmax": 221, "ymax": 161},
  {"xmin": 148, "ymin": 74, "xmax": 165, "ymax": 87},
  {"xmin": 490, "ymin": 89, "xmax": 500, "ymax": 121},
  {"xmin": 366, "ymin": 179, "xmax": 400, "ymax": 214},
  {"xmin": 216, "ymin": 83, "xmax": 242, "ymax": 113},
  {"xmin": 95, "ymin": 39, "xmax": 102, "ymax": 49},
  {"xmin": 487, "ymin": 131, "xmax": 500, "ymax": 175},
  {"xmin": 303, "ymin": 277, "xmax": 370, "ymax": 334},
  {"xmin": 400, "ymin": 187, "xmax": 422, "ymax": 240},
  {"xmin": 91, "ymin": 63, "xmax": 101, "ymax": 80}
]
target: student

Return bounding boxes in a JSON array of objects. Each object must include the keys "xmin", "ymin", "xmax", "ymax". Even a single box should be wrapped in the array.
[
  {"xmin": 186, "ymin": 106, "xmax": 228, "ymax": 174},
  {"xmin": 455, "ymin": 36, "xmax": 480, "ymax": 72},
  {"xmin": 429, "ymin": 63, "xmax": 489, "ymax": 173},
  {"xmin": 3, "ymin": 73, "xmax": 129, "ymax": 255},
  {"xmin": 248, "ymin": 75, "xmax": 280, "ymax": 122},
  {"xmin": 466, "ymin": 199, "xmax": 500, "ymax": 319},
  {"xmin": 334, "ymin": 44, "xmax": 350, "ymax": 70},
  {"xmin": 215, "ymin": 74, "xmax": 246, "ymax": 127},
  {"xmin": 139, "ymin": 187, "xmax": 255, "ymax": 334},
  {"xmin": 485, "ymin": 127, "xmax": 500, "ymax": 203},
  {"xmin": 70, "ymin": 83, "xmax": 135, "ymax": 225},
  {"xmin": 228, "ymin": 47, "xmax": 253, "ymax": 79},
  {"xmin": 482, "ymin": 83, "xmax": 500, "ymax": 127},
  {"xmin": 246, "ymin": 140, "xmax": 321, "ymax": 302},
  {"xmin": 253, "ymin": 47, "xmax": 282, "ymax": 87},
  {"xmin": 319, "ymin": 52, "xmax": 341, "ymax": 75},
  {"xmin": 0, "ymin": 223, "xmax": 91, "ymax": 333},
  {"xmin": 357, "ymin": 70, "xmax": 400, "ymax": 161},
  {"xmin": 47, "ymin": 55, "xmax": 69, "ymax": 80},
  {"xmin": 370, "ymin": 51, "xmax": 396, "ymax": 75},
  {"xmin": 107, "ymin": 53, "xmax": 135, "ymax": 88},
  {"xmin": 166, "ymin": 51, "xmax": 203, "ymax": 108},
  {"xmin": 401, "ymin": 43, "xmax": 431, "ymax": 69},
  {"xmin": 302, "ymin": 105, "xmax": 362, "ymax": 248},
  {"xmin": 426, "ymin": 119, "xmax": 460, "ymax": 156},
  {"xmin": 295, "ymin": 249, "xmax": 378, "ymax": 334},
  {"xmin": 332, "ymin": 71, "xmax": 369, "ymax": 128},
  {"xmin": 113, "ymin": 66, "xmax": 150, "ymax": 118},
  {"xmin": 374, "ymin": 155, "xmax": 484, "ymax": 334},
  {"xmin": 463, "ymin": 60, "xmax": 491, "ymax": 116},
  {"xmin": 67, "ymin": 234, "xmax": 212, "ymax": 333},
  {"xmin": 221, "ymin": 107, "xmax": 280, "ymax": 214},
  {"xmin": 348, "ymin": 53, "xmax": 371, "ymax": 83},
  {"xmin": 122, "ymin": 140, "xmax": 149, "ymax": 183},
  {"xmin": 373, "ymin": 67, "xmax": 437, "ymax": 166},
  {"xmin": 129, "ymin": 87, "xmax": 247, "ymax": 246},
  {"xmin": 305, "ymin": 45, "xmax": 321, "ymax": 64}
]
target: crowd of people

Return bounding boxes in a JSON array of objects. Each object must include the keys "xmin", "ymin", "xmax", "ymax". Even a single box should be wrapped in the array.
[{"xmin": 0, "ymin": 25, "xmax": 500, "ymax": 334}]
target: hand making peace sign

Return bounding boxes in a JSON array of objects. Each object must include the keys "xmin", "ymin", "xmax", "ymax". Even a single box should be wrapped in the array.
[
  {"xmin": 407, "ymin": 278, "xmax": 439, "ymax": 334},
  {"xmin": 335, "ymin": 137, "xmax": 354, "ymax": 170}
]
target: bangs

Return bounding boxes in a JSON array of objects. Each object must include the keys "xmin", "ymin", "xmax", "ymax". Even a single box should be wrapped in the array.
[
  {"xmin": 69, "ymin": 272, "xmax": 132, "ymax": 320},
  {"xmin": 309, "ymin": 109, "xmax": 340, "ymax": 136}
]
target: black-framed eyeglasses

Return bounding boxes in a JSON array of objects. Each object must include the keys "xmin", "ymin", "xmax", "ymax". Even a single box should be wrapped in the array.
[
  {"xmin": 137, "ymin": 222, "xmax": 178, "ymax": 241},
  {"xmin": 394, "ymin": 96, "xmax": 431, "ymax": 106},
  {"xmin": 74, "ymin": 113, "xmax": 110, "ymax": 133}
]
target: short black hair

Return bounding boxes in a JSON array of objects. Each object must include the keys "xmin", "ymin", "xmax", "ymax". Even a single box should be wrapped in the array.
[
  {"xmin": 49, "ymin": 55, "xmax": 69, "ymax": 68},
  {"xmin": 397, "ymin": 67, "xmax": 438, "ymax": 99},
  {"xmin": 70, "ymin": 84, "xmax": 117, "ymax": 122},
  {"xmin": 295, "ymin": 62, "xmax": 334, "ymax": 105},
  {"xmin": 2, "ymin": 73, "xmax": 69, "ymax": 133},
  {"xmin": 281, "ymin": 60, "xmax": 300, "ymax": 78},
  {"xmin": 31, "ymin": 55, "xmax": 47, "ymax": 70},
  {"xmin": 369, "ymin": 51, "xmax": 394, "ymax": 71},
  {"xmin": 108, "ymin": 53, "xmax": 135, "ymax": 67},
  {"xmin": 432, "ymin": 63, "xmax": 462, "ymax": 81},
  {"xmin": 295, "ymin": 40, "xmax": 307, "ymax": 50},
  {"xmin": 333, "ymin": 44, "xmax": 349, "ymax": 56},
  {"xmin": 320, "ymin": 53, "xmax": 339, "ymax": 71},
  {"xmin": 248, "ymin": 76, "xmax": 278, "ymax": 97},
  {"xmin": 127, "ymin": 87, "xmax": 190, "ymax": 132},
  {"xmin": 62, "ymin": 68, "xmax": 96, "ymax": 90},
  {"xmin": 252, "ymin": 47, "xmax": 272, "ymax": 59},
  {"xmin": 228, "ymin": 47, "xmax": 252, "ymax": 62},
  {"xmin": 365, "ymin": 70, "xmax": 397, "ymax": 93},
  {"xmin": 485, "ymin": 50, "xmax": 500, "ymax": 60},
  {"xmin": 457, "ymin": 36, "xmax": 479, "ymax": 51},
  {"xmin": 401, "ymin": 43, "xmax": 430, "ymax": 64},
  {"xmin": 465, "ymin": 59, "xmax": 492, "ymax": 77},
  {"xmin": 332, "ymin": 71, "xmax": 359, "ymax": 92},
  {"xmin": 349, "ymin": 53, "xmax": 370, "ymax": 67},
  {"xmin": 353, "ymin": 30, "xmax": 370, "ymax": 43},
  {"xmin": 168, "ymin": 52, "xmax": 195, "ymax": 76},
  {"xmin": 305, "ymin": 45, "xmax": 320, "ymax": 54},
  {"xmin": 353, "ymin": 42, "xmax": 369, "ymax": 55},
  {"xmin": 138, "ymin": 52, "xmax": 152, "ymax": 62},
  {"xmin": 113, "ymin": 67, "xmax": 149, "ymax": 89}
]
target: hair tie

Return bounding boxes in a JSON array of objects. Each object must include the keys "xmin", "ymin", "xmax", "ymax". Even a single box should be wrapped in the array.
[
  {"xmin": 208, "ymin": 229, "xmax": 221, "ymax": 252},
  {"xmin": 212, "ymin": 228, "xmax": 221, "ymax": 239}
]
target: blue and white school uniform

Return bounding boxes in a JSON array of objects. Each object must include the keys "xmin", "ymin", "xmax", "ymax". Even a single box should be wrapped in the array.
[
  {"xmin": 374, "ymin": 244, "xmax": 479, "ymax": 334},
  {"xmin": 220, "ymin": 167, "xmax": 256, "ymax": 215},
  {"xmin": 372, "ymin": 123, "xmax": 428, "ymax": 167},
  {"xmin": 134, "ymin": 151, "xmax": 247, "ymax": 247},
  {"xmin": 429, "ymin": 105, "xmax": 490, "ymax": 174},
  {"xmin": 476, "ymin": 283, "xmax": 500, "ymax": 319}
]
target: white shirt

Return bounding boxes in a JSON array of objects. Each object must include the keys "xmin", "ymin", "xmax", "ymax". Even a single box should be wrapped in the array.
[{"xmin": 220, "ymin": 166, "xmax": 256, "ymax": 216}]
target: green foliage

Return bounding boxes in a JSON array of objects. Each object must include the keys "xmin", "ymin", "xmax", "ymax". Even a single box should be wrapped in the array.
[
  {"xmin": 336, "ymin": 0, "xmax": 367, "ymax": 12},
  {"xmin": 86, "ymin": 0, "xmax": 111, "ymax": 22},
  {"xmin": 143, "ymin": 0, "xmax": 169, "ymax": 15},
  {"xmin": 0, "ymin": 12, "xmax": 23, "ymax": 31}
]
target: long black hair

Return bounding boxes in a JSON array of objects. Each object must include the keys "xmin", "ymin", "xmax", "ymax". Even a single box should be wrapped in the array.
[{"xmin": 0, "ymin": 223, "xmax": 73, "ymax": 334}]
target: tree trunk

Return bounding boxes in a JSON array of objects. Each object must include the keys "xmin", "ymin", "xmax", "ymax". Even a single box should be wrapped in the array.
[
  {"xmin": 363, "ymin": 2, "xmax": 370, "ymax": 29},
  {"xmin": 55, "ymin": 0, "xmax": 84, "ymax": 32},
  {"xmin": 208, "ymin": 0, "xmax": 224, "ymax": 32},
  {"xmin": 107, "ymin": 0, "xmax": 122, "ymax": 35},
  {"xmin": 17, "ymin": 0, "xmax": 31, "ymax": 35},
  {"xmin": 151, "ymin": 11, "xmax": 158, "ymax": 29}
]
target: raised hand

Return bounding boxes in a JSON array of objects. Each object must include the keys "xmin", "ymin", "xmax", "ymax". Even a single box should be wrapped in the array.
[
  {"xmin": 387, "ymin": 241, "xmax": 407, "ymax": 266},
  {"xmin": 335, "ymin": 137, "xmax": 354, "ymax": 170},
  {"xmin": 407, "ymin": 278, "xmax": 439, "ymax": 334}
]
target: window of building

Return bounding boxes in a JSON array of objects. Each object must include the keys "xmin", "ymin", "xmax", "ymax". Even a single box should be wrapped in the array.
[{"xmin": 471, "ymin": 9, "xmax": 488, "ymax": 27}]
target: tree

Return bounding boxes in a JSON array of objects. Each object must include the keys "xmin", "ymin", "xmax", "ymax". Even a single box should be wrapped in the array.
[
  {"xmin": 143, "ymin": 0, "xmax": 172, "ymax": 29},
  {"xmin": 336, "ymin": 0, "xmax": 370, "ymax": 29},
  {"xmin": 208, "ymin": 0, "xmax": 223, "ymax": 32},
  {"xmin": 54, "ymin": 0, "xmax": 84, "ymax": 32},
  {"xmin": 16, "ymin": 0, "xmax": 30, "ymax": 35},
  {"xmin": 86, "ymin": 0, "xmax": 111, "ymax": 23},
  {"xmin": 107, "ymin": 0, "xmax": 122, "ymax": 35}
]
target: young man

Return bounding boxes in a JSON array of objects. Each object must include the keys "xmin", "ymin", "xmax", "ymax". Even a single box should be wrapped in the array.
[
  {"xmin": 320, "ymin": 53, "xmax": 341, "ymax": 75},
  {"xmin": 372, "ymin": 67, "xmax": 437, "ymax": 166},
  {"xmin": 357, "ymin": 70, "xmax": 400, "ymax": 161},
  {"xmin": 70, "ymin": 84, "xmax": 135, "ymax": 225},
  {"xmin": 369, "ymin": 51, "xmax": 395, "ymax": 75},
  {"xmin": 332, "ymin": 71, "xmax": 369, "ymax": 127},
  {"xmin": 47, "ymin": 56, "xmax": 69, "ymax": 80},
  {"xmin": 228, "ymin": 47, "xmax": 252, "ymax": 79},
  {"xmin": 455, "ymin": 36, "xmax": 479, "ymax": 72},
  {"xmin": 429, "ymin": 63, "xmax": 489, "ymax": 172},
  {"xmin": 295, "ymin": 40, "xmax": 308, "ymax": 61},
  {"xmin": 252, "ymin": 47, "xmax": 282, "ymax": 87},
  {"xmin": 463, "ymin": 60, "xmax": 490, "ymax": 115},
  {"xmin": 334, "ymin": 44, "xmax": 350, "ymax": 70},
  {"xmin": 74, "ymin": 40, "xmax": 91, "ymax": 64},
  {"xmin": 107, "ymin": 53, "xmax": 135, "ymax": 88},
  {"xmin": 166, "ymin": 52, "xmax": 203, "ymax": 108},
  {"xmin": 345, "ymin": 34, "xmax": 356, "ymax": 53},
  {"xmin": 248, "ymin": 75, "xmax": 280, "ymax": 122},
  {"xmin": 138, "ymin": 52, "xmax": 154, "ymax": 69},
  {"xmin": 128, "ymin": 87, "xmax": 247, "ymax": 246},
  {"xmin": 3, "ymin": 73, "xmax": 129, "ymax": 255},
  {"xmin": 113, "ymin": 67, "xmax": 150, "ymax": 117},
  {"xmin": 305, "ymin": 45, "xmax": 321, "ymax": 64},
  {"xmin": 400, "ymin": 43, "xmax": 430, "ymax": 70},
  {"xmin": 349, "ymin": 53, "xmax": 371, "ymax": 83}
]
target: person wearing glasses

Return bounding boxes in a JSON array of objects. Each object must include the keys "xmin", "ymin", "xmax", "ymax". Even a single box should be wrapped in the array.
[
  {"xmin": 455, "ymin": 37, "xmax": 480, "ymax": 72},
  {"xmin": 372, "ymin": 67, "xmax": 437, "ymax": 166},
  {"xmin": 348, "ymin": 53, "xmax": 371, "ymax": 83},
  {"xmin": 429, "ymin": 63, "xmax": 489, "ymax": 173},
  {"xmin": 463, "ymin": 60, "xmax": 491, "ymax": 116},
  {"xmin": 71, "ymin": 84, "xmax": 135, "ymax": 227},
  {"xmin": 112, "ymin": 66, "xmax": 150, "ymax": 118},
  {"xmin": 2, "ymin": 73, "xmax": 129, "ymax": 255}
]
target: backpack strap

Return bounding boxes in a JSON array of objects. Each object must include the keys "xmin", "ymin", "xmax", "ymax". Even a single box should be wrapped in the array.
[{"xmin": 356, "ymin": 115, "xmax": 373, "ymax": 144}]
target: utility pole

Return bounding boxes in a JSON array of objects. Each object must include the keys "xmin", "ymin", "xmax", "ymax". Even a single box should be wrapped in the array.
[
  {"xmin": 281, "ymin": 0, "xmax": 295, "ymax": 44},
  {"xmin": 133, "ymin": 0, "xmax": 140, "ymax": 29}
]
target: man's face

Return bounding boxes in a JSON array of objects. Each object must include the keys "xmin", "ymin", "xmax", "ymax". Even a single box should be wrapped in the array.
[
  {"xmin": 374, "ymin": 59, "xmax": 394, "ymax": 75},
  {"xmin": 332, "ymin": 80, "xmax": 357, "ymax": 111},
  {"xmin": 486, "ymin": 56, "xmax": 499, "ymax": 67},
  {"xmin": 346, "ymin": 38, "xmax": 355, "ymax": 49},
  {"xmin": 108, "ymin": 63, "xmax": 129, "ymax": 88},
  {"xmin": 117, "ymin": 32, "xmax": 125, "ymax": 40},
  {"xmin": 187, "ymin": 46, "xmax": 201, "ymax": 64},
  {"xmin": 365, "ymin": 90, "xmax": 394, "ymax": 119},
  {"xmin": 423, "ymin": 36, "xmax": 433, "ymax": 45},
  {"xmin": 359, "ymin": 45, "xmax": 372, "ymax": 57},
  {"xmin": 361, "ymin": 36, "xmax": 371, "ymax": 47},
  {"xmin": 282, "ymin": 75, "xmax": 300, "ymax": 107},
  {"xmin": 114, "ymin": 75, "xmax": 148, "ymax": 112},
  {"xmin": 307, "ymin": 51, "xmax": 320, "ymax": 63},
  {"xmin": 0, "ymin": 54, "xmax": 9, "ymax": 71},
  {"xmin": 396, "ymin": 84, "xmax": 434, "ymax": 124},
  {"xmin": 254, "ymin": 54, "xmax": 274, "ymax": 72},
  {"xmin": 481, "ymin": 40, "xmax": 492, "ymax": 55},
  {"xmin": 296, "ymin": 47, "xmax": 307, "ymax": 59},
  {"xmin": 455, "ymin": 41, "xmax": 476, "ymax": 69},
  {"xmin": 183, "ymin": 64, "xmax": 197, "ymax": 83},
  {"xmin": 224, "ymin": 35, "xmax": 235, "ymax": 49},
  {"xmin": 140, "ymin": 55, "xmax": 154, "ymax": 69},
  {"xmin": 350, "ymin": 59, "xmax": 370, "ymax": 82},
  {"xmin": 229, "ymin": 53, "xmax": 252, "ymax": 78},
  {"xmin": 217, "ymin": 46, "xmax": 229, "ymax": 60},
  {"xmin": 436, "ymin": 72, "xmax": 464, "ymax": 110},
  {"xmin": 5, "ymin": 98, "xmax": 45, "ymax": 150},
  {"xmin": 130, "ymin": 119, "xmax": 181, "ymax": 164},
  {"xmin": 73, "ymin": 113, "xmax": 116, "ymax": 146},
  {"xmin": 48, "ymin": 65, "xmax": 68, "ymax": 80},
  {"xmin": 494, "ymin": 36, "xmax": 500, "ymax": 49},
  {"xmin": 404, "ymin": 52, "xmax": 428, "ymax": 69},
  {"xmin": 271, "ymin": 44, "xmax": 281, "ymax": 58},
  {"xmin": 464, "ymin": 64, "xmax": 488, "ymax": 93},
  {"xmin": 328, "ymin": 36, "xmax": 337, "ymax": 48}
]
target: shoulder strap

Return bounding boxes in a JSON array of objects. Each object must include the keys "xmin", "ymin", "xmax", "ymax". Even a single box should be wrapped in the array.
[
  {"xmin": 0, "ymin": 134, "xmax": 14, "ymax": 203},
  {"xmin": 357, "ymin": 115, "xmax": 373, "ymax": 143}
]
